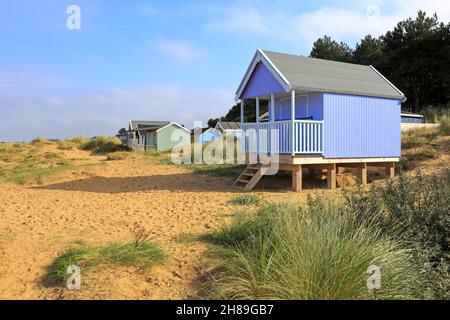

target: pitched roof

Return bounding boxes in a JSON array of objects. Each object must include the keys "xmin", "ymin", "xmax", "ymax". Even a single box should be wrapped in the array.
[
  {"xmin": 236, "ymin": 49, "xmax": 405, "ymax": 101},
  {"xmin": 129, "ymin": 120, "xmax": 170, "ymax": 131},
  {"xmin": 217, "ymin": 121, "xmax": 241, "ymax": 130}
]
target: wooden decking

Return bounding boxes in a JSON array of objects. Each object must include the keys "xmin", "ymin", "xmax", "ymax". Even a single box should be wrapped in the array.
[{"xmin": 235, "ymin": 154, "xmax": 398, "ymax": 192}]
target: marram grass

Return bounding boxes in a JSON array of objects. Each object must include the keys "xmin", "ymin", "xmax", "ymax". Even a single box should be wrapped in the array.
[{"xmin": 204, "ymin": 199, "xmax": 420, "ymax": 300}]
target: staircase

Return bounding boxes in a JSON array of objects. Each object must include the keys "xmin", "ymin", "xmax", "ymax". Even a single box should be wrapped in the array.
[{"xmin": 232, "ymin": 163, "xmax": 264, "ymax": 191}]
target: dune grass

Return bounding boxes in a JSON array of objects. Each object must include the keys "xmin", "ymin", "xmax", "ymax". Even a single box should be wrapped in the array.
[
  {"xmin": 79, "ymin": 136, "xmax": 129, "ymax": 153},
  {"xmin": 203, "ymin": 198, "xmax": 420, "ymax": 300},
  {"xmin": 46, "ymin": 241, "xmax": 168, "ymax": 284},
  {"xmin": 228, "ymin": 194, "xmax": 261, "ymax": 206},
  {"xmin": 0, "ymin": 143, "xmax": 73, "ymax": 184}
]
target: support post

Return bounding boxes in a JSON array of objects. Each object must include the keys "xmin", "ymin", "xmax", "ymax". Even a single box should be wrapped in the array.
[
  {"xmin": 270, "ymin": 93, "xmax": 275, "ymax": 155},
  {"xmin": 256, "ymin": 97, "xmax": 260, "ymax": 156},
  {"xmin": 358, "ymin": 162, "xmax": 367, "ymax": 186},
  {"xmin": 292, "ymin": 165, "xmax": 302, "ymax": 192},
  {"xmin": 291, "ymin": 90, "xmax": 295, "ymax": 156},
  {"xmin": 240, "ymin": 100, "xmax": 244, "ymax": 125},
  {"xmin": 240, "ymin": 99, "xmax": 244, "ymax": 154},
  {"xmin": 270, "ymin": 93, "xmax": 275, "ymax": 124},
  {"xmin": 327, "ymin": 164, "xmax": 336, "ymax": 189},
  {"xmin": 386, "ymin": 162, "xmax": 395, "ymax": 178}
]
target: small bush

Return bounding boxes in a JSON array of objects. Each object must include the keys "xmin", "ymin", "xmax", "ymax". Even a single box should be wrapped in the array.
[
  {"xmin": 437, "ymin": 113, "xmax": 450, "ymax": 136},
  {"xmin": 228, "ymin": 194, "xmax": 261, "ymax": 206},
  {"xmin": 344, "ymin": 171, "xmax": 450, "ymax": 299},
  {"xmin": 81, "ymin": 136, "xmax": 129, "ymax": 153}
]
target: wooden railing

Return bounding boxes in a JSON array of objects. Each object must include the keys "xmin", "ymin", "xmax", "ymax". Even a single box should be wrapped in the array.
[{"xmin": 242, "ymin": 120, "xmax": 324, "ymax": 154}]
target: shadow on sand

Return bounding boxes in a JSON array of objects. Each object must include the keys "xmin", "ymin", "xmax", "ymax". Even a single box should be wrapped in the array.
[{"xmin": 33, "ymin": 172, "xmax": 240, "ymax": 194}]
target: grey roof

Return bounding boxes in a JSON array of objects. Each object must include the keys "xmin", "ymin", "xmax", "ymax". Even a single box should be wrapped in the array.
[
  {"xmin": 260, "ymin": 50, "xmax": 404, "ymax": 100},
  {"xmin": 129, "ymin": 120, "xmax": 170, "ymax": 131},
  {"xmin": 217, "ymin": 121, "xmax": 241, "ymax": 130}
]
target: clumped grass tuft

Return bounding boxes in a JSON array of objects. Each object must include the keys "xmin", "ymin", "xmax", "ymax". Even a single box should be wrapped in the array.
[
  {"xmin": 203, "ymin": 199, "xmax": 419, "ymax": 300},
  {"xmin": 46, "ymin": 248, "xmax": 96, "ymax": 283},
  {"xmin": 66, "ymin": 136, "xmax": 89, "ymax": 146},
  {"xmin": 45, "ymin": 223, "xmax": 167, "ymax": 285},
  {"xmin": 46, "ymin": 241, "xmax": 167, "ymax": 284},
  {"xmin": 98, "ymin": 242, "xmax": 167, "ymax": 268},
  {"xmin": 228, "ymin": 194, "xmax": 261, "ymax": 206}
]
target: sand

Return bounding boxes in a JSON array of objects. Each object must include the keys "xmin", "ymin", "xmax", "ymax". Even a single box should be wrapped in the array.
[
  {"xmin": 2, "ymin": 139, "xmax": 446, "ymax": 300},
  {"xmin": 0, "ymin": 150, "xmax": 316, "ymax": 300}
]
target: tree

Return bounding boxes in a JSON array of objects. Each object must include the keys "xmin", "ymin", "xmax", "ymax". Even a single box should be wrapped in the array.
[
  {"xmin": 381, "ymin": 11, "xmax": 450, "ymax": 110},
  {"xmin": 116, "ymin": 128, "xmax": 127, "ymax": 137},
  {"xmin": 207, "ymin": 118, "xmax": 219, "ymax": 128},
  {"xmin": 310, "ymin": 35, "xmax": 353, "ymax": 63},
  {"xmin": 308, "ymin": 11, "xmax": 450, "ymax": 112},
  {"xmin": 353, "ymin": 35, "xmax": 384, "ymax": 67}
]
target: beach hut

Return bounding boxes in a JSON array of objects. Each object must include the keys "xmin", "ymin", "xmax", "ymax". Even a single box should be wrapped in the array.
[
  {"xmin": 401, "ymin": 111, "xmax": 424, "ymax": 123},
  {"xmin": 234, "ymin": 49, "xmax": 406, "ymax": 191},
  {"xmin": 127, "ymin": 120, "xmax": 190, "ymax": 151},
  {"xmin": 198, "ymin": 127, "xmax": 222, "ymax": 144}
]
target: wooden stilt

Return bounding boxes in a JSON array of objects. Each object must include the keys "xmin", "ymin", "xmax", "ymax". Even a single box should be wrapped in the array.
[
  {"xmin": 358, "ymin": 162, "xmax": 367, "ymax": 186},
  {"xmin": 386, "ymin": 162, "xmax": 395, "ymax": 178},
  {"xmin": 292, "ymin": 165, "xmax": 302, "ymax": 192},
  {"xmin": 327, "ymin": 164, "xmax": 336, "ymax": 189}
]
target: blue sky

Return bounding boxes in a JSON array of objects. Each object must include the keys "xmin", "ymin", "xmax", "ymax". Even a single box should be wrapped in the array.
[{"xmin": 0, "ymin": 0, "xmax": 449, "ymax": 141}]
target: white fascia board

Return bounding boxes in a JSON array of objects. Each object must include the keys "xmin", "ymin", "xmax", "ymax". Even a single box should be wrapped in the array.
[
  {"xmin": 215, "ymin": 122, "xmax": 224, "ymax": 131},
  {"xmin": 235, "ymin": 49, "xmax": 291, "ymax": 101},
  {"xmin": 369, "ymin": 65, "xmax": 407, "ymax": 102},
  {"xmin": 156, "ymin": 122, "xmax": 191, "ymax": 134},
  {"xmin": 401, "ymin": 113, "xmax": 423, "ymax": 118}
]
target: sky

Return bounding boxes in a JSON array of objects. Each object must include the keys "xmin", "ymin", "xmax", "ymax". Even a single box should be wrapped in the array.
[{"xmin": 0, "ymin": 0, "xmax": 449, "ymax": 141}]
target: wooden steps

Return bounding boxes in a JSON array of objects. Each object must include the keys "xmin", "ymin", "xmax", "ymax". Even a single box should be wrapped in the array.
[{"xmin": 232, "ymin": 163, "xmax": 263, "ymax": 191}]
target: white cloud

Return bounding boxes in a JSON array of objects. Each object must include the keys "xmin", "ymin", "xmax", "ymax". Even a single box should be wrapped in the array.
[
  {"xmin": 206, "ymin": 6, "xmax": 268, "ymax": 35},
  {"xmin": 153, "ymin": 39, "xmax": 208, "ymax": 63},
  {"xmin": 207, "ymin": 1, "xmax": 450, "ymax": 49},
  {"xmin": 0, "ymin": 85, "xmax": 234, "ymax": 141}
]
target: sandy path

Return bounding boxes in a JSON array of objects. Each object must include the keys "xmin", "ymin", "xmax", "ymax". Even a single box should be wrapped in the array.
[{"xmin": 0, "ymin": 156, "xmax": 315, "ymax": 300}]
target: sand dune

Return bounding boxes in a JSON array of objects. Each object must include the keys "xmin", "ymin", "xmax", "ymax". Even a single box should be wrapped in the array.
[{"xmin": 0, "ymin": 152, "xmax": 317, "ymax": 300}]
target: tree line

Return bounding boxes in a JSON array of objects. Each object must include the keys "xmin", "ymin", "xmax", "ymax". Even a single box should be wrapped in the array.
[{"xmin": 208, "ymin": 11, "xmax": 450, "ymax": 126}]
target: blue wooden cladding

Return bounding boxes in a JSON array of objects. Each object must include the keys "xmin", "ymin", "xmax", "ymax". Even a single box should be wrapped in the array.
[
  {"xmin": 242, "ymin": 92, "xmax": 401, "ymax": 158},
  {"xmin": 323, "ymin": 93, "xmax": 401, "ymax": 158},
  {"xmin": 241, "ymin": 63, "xmax": 284, "ymax": 99}
]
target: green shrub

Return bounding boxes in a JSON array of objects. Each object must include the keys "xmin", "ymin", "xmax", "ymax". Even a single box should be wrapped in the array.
[
  {"xmin": 437, "ymin": 113, "xmax": 450, "ymax": 136},
  {"xmin": 31, "ymin": 137, "xmax": 49, "ymax": 144},
  {"xmin": 344, "ymin": 171, "xmax": 450, "ymax": 299},
  {"xmin": 228, "ymin": 194, "xmax": 261, "ymax": 206},
  {"xmin": 81, "ymin": 136, "xmax": 129, "ymax": 153},
  {"xmin": 204, "ymin": 200, "xmax": 419, "ymax": 299}
]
